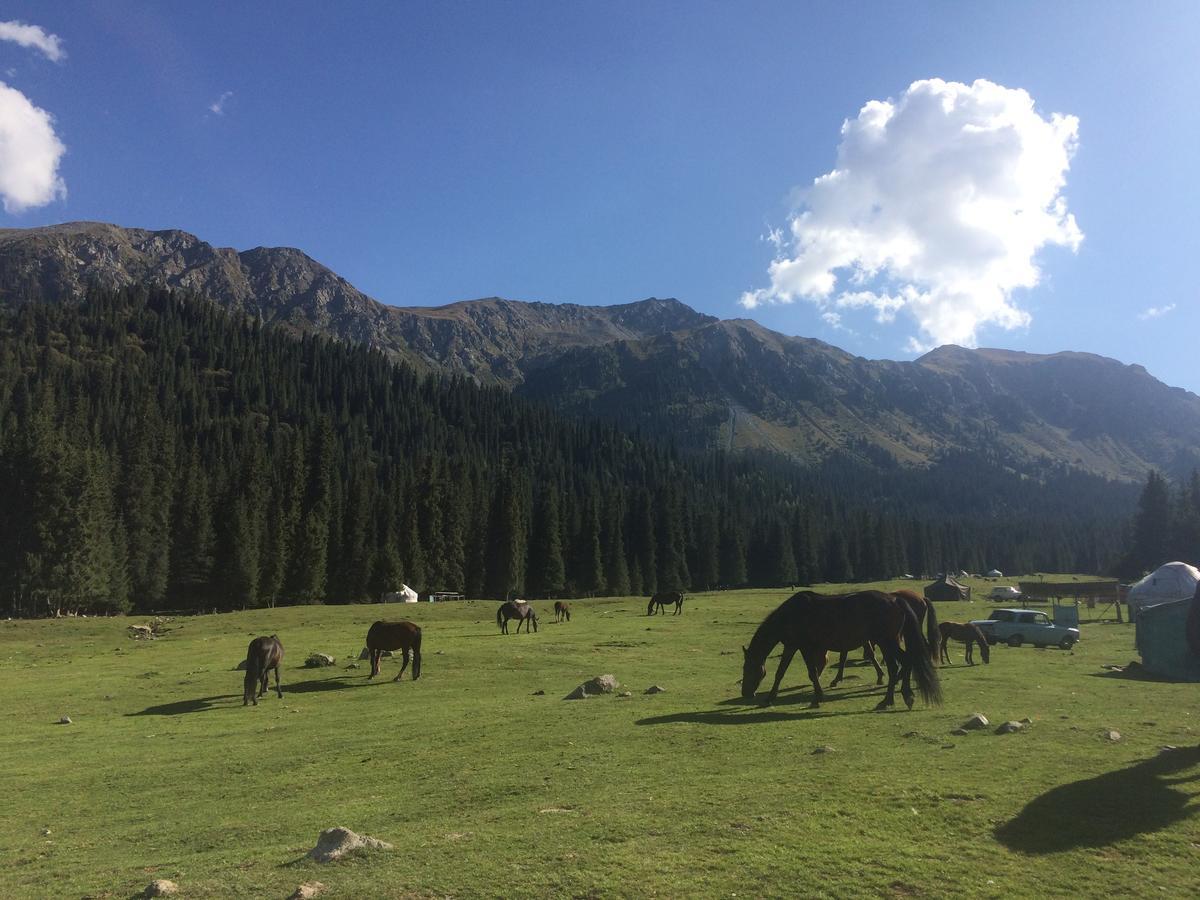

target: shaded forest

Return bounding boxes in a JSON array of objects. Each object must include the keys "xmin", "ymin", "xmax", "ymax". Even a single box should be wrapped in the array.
[{"xmin": 0, "ymin": 287, "xmax": 1133, "ymax": 616}]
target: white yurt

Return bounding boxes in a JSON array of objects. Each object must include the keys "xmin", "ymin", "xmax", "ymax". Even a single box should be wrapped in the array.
[
  {"xmin": 986, "ymin": 568, "xmax": 1003, "ymax": 578},
  {"xmin": 1126, "ymin": 561, "xmax": 1200, "ymax": 612},
  {"xmin": 381, "ymin": 584, "xmax": 419, "ymax": 604}
]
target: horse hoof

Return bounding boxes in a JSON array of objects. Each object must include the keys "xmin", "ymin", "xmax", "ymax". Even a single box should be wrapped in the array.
[
  {"xmin": 874, "ymin": 700, "xmax": 892, "ymax": 711},
  {"xmin": 808, "ymin": 701, "xmax": 820, "ymax": 709},
  {"xmin": 904, "ymin": 696, "xmax": 915, "ymax": 710}
]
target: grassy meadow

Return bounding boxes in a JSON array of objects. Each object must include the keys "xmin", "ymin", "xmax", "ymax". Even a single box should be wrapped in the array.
[{"xmin": 2, "ymin": 580, "xmax": 1199, "ymax": 898}]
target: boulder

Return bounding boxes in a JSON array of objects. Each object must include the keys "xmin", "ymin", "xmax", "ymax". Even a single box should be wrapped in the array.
[
  {"xmin": 644, "ymin": 685, "xmax": 667, "ymax": 694},
  {"xmin": 564, "ymin": 674, "xmax": 619, "ymax": 700},
  {"xmin": 143, "ymin": 881, "xmax": 178, "ymax": 898},
  {"xmin": 995, "ymin": 721, "xmax": 1025, "ymax": 735},
  {"xmin": 304, "ymin": 653, "xmax": 336, "ymax": 668},
  {"xmin": 345, "ymin": 663, "xmax": 360, "ymax": 670},
  {"xmin": 812, "ymin": 746, "xmax": 836, "ymax": 754},
  {"xmin": 618, "ymin": 691, "xmax": 632, "ymax": 698},
  {"xmin": 289, "ymin": 882, "xmax": 326, "ymax": 900},
  {"xmin": 307, "ymin": 827, "xmax": 392, "ymax": 863},
  {"xmin": 57, "ymin": 716, "xmax": 72, "ymax": 725},
  {"xmin": 1103, "ymin": 729, "xmax": 1122, "ymax": 742},
  {"xmin": 961, "ymin": 713, "xmax": 990, "ymax": 730},
  {"xmin": 127, "ymin": 624, "xmax": 155, "ymax": 640},
  {"xmin": 531, "ymin": 689, "xmax": 545, "ymax": 696}
]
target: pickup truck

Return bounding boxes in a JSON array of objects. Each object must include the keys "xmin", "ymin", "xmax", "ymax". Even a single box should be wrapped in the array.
[{"xmin": 970, "ymin": 608, "xmax": 1080, "ymax": 649}]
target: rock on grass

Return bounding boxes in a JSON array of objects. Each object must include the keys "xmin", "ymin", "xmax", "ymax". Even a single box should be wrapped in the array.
[
  {"xmin": 304, "ymin": 653, "xmax": 336, "ymax": 668},
  {"xmin": 307, "ymin": 826, "xmax": 392, "ymax": 863},
  {"xmin": 564, "ymin": 674, "xmax": 619, "ymax": 700},
  {"xmin": 961, "ymin": 713, "xmax": 989, "ymax": 730},
  {"xmin": 143, "ymin": 880, "xmax": 178, "ymax": 897},
  {"xmin": 290, "ymin": 882, "xmax": 326, "ymax": 900}
]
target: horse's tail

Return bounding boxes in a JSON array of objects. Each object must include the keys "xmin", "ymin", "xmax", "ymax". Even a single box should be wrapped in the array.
[
  {"xmin": 411, "ymin": 628, "xmax": 422, "ymax": 680},
  {"xmin": 496, "ymin": 605, "xmax": 504, "ymax": 628},
  {"xmin": 647, "ymin": 597, "xmax": 655, "ymax": 615},
  {"xmin": 901, "ymin": 603, "xmax": 942, "ymax": 706},
  {"xmin": 923, "ymin": 598, "xmax": 941, "ymax": 665}
]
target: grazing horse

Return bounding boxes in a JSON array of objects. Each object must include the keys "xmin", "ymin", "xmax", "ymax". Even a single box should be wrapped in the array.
[
  {"xmin": 741, "ymin": 590, "xmax": 942, "ymax": 711},
  {"xmin": 366, "ymin": 620, "xmax": 422, "ymax": 681},
  {"xmin": 497, "ymin": 600, "xmax": 539, "ymax": 634},
  {"xmin": 829, "ymin": 590, "xmax": 941, "ymax": 687},
  {"xmin": 554, "ymin": 601, "xmax": 571, "ymax": 623},
  {"xmin": 938, "ymin": 621, "xmax": 990, "ymax": 665},
  {"xmin": 243, "ymin": 635, "xmax": 284, "ymax": 706},
  {"xmin": 647, "ymin": 591, "xmax": 685, "ymax": 616}
]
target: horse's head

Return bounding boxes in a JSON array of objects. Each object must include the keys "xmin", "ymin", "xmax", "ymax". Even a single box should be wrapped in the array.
[
  {"xmin": 978, "ymin": 638, "xmax": 991, "ymax": 664},
  {"xmin": 740, "ymin": 645, "xmax": 765, "ymax": 700}
]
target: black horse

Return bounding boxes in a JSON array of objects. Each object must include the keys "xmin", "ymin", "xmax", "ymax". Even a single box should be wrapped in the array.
[
  {"xmin": 243, "ymin": 635, "xmax": 284, "ymax": 706},
  {"xmin": 741, "ymin": 590, "xmax": 942, "ymax": 711},
  {"xmin": 647, "ymin": 591, "xmax": 685, "ymax": 616},
  {"xmin": 498, "ymin": 600, "xmax": 538, "ymax": 634},
  {"xmin": 366, "ymin": 620, "xmax": 422, "ymax": 681}
]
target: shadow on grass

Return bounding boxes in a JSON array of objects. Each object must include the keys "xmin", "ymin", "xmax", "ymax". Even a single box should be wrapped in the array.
[
  {"xmin": 127, "ymin": 694, "xmax": 241, "ymax": 716},
  {"xmin": 637, "ymin": 685, "xmax": 890, "ymax": 726},
  {"xmin": 128, "ymin": 677, "xmax": 370, "ymax": 715},
  {"xmin": 995, "ymin": 745, "xmax": 1200, "ymax": 853}
]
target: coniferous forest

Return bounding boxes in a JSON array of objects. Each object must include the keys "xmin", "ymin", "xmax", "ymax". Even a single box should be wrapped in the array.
[{"xmin": 0, "ymin": 287, "xmax": 1135, "ymax": 617}]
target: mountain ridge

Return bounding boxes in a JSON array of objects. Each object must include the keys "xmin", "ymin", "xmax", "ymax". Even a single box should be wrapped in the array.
[{"xmin": 1, "ymin": 221, "xmax": 1197, "ymax": 482}]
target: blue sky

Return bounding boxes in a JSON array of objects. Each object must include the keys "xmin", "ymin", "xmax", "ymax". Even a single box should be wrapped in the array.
[{"xmin": 2, "ymin": 1, "xmax": 1198, "ymax": 392}]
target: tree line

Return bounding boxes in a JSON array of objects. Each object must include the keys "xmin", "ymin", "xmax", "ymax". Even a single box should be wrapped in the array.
[{"xmin": 0, "ymin": 287, "xmax": 1131, "ymax": 617}]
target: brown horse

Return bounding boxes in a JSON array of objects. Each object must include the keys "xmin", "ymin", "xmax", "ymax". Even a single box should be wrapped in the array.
[
  {"xmin": 829, "ymin": 590, "xmax": 941, "ymax": 687},
  {"xmin": 938, "ymin": 621, "xmax": 991, "ymax": 665},
  {"xmin": 647, "ymin": 591, "xmax": 685, "ymax": 616},
  {"xmin": 243, "ymin": 635, "xmax": 283, "ymax": 706},
  {"xmin": 366, "ymin": 620, "xmax": 422, "ymax": 680},
  {"xmin": 497, "ymin": 600, "xmax": 538, "ymax": 634},
  {"xmin": 554, "ymin": 600, "xmax": 571, "ymax": 623},
  {"xmin": 741, "ymin": 589, "xmax": 942, "ymax": 710}
]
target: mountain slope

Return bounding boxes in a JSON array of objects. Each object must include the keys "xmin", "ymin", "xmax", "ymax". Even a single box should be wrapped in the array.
[
  {"xmin": 2, "ymin": 221, "xmax": 1198, "ymax": 482},
  {"xmin": 0, "ymin": 222, "xmax": 711, "ymax": 384}
]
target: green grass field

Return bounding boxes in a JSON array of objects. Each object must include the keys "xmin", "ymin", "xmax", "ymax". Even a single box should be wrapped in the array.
[{"xmin": 3, "ymin": 582, "xmax": 1198, "ymax": 899}]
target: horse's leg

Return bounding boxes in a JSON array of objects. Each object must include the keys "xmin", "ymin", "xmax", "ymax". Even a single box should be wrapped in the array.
[
  {"xmin": 875, "ymin": 639, "xmax": 901, "ymax": 710},
  {"xmin": 895, "ymin": 639, "xmax": 916, "ymax": 710},
  {"xmin": 939, "ymin": 639, "xmax": 951, "ymax": 666},
  {"xmin": 801, "ymin": 649, "xmax": 825, "ymax": 708},
  {"xmin": 830, "ymin": 650, "xmax": 850, "ymax": 687},
  {"xmin": 966, "ymin": 640, "xmax": 974, "ymax": 665},
  {"xmin": 764, "ymin": 645, "xmax": 798, "ymax": 706},
  {"xmin": 259, "ymin": 666, "xmax": 269, "ymax": 698},
  {"xmin": 865, "ymin": 642, "xmax": 884, "ymax": 685},
  {"xmin": 395, "ymin": 647, "xmax": 409, "ymax": 682}
]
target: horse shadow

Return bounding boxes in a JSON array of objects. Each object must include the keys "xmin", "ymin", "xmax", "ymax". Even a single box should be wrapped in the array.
[
  {"xmin": 127, "ymin": 694, "xmax": 240, "ymax": 716},
  {"xmin": 995, "ymin": 745, "xmax": 1200, "ymax": 853},
  {"xmin": 128, "ymin": 677, "xmax": 366, "ymax": 715},
  {"xmin": 637, "ymin": 685, "xmax": 885, "ymax": 726}
]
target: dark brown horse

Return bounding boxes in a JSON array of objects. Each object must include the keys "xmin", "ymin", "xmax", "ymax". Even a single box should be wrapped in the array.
[
  {"xmin": 366, "ymin": 620, "xmax": 422, "ymax": 680},
  {"xmin": 829, "ymin": 590, "xmax": 941, "ymax": 687},
  {"xmin": 554, "ymin": 600, "xmax": 571, "ymax": 623},
  {"xmin": 938, "ymin": 621, "xmax": 991, "ymax": 665},
  {"xmin": 243, "ymin": 635, "xmax": 283, "ymax": 706},
  {"xmin": 497, "ymin": 600, "xmax": 538, "ymax": 634},
  {"xmin": 741, "ymin": 590, "xmax": 942, "ymax": 710},
  {"xmin": 647, "ymin": 591, "xmax": 685, "ymax": 616}
]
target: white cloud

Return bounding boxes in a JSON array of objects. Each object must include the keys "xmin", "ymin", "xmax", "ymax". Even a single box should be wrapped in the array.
[
  {"xmin": 742, "ymin": 78, "xmax": 1082, "ymax": 350},
  {"xmin": 0, "ymin": 20, "xmax": 65, "ymax": 63},
  {"xmin": 0, "ymin": 81, "xmax": 66, "ymax": 212},
  {"xmin": 208, "ymin": 91, "xmax": 233, "ymax": 116},
  {"xmin": 1138, "ymin": 303, "xmax": 1176, "ymax": 320}
]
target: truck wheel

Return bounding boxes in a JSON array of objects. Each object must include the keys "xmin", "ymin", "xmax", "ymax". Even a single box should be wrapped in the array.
[
  {"xmin": 1059, "ymin": 637, "xmax": 1075, "ymax": 650},
  {"xmin": 1007, "ymin": 634, "xmax": 1023, "ymax": 648}
]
